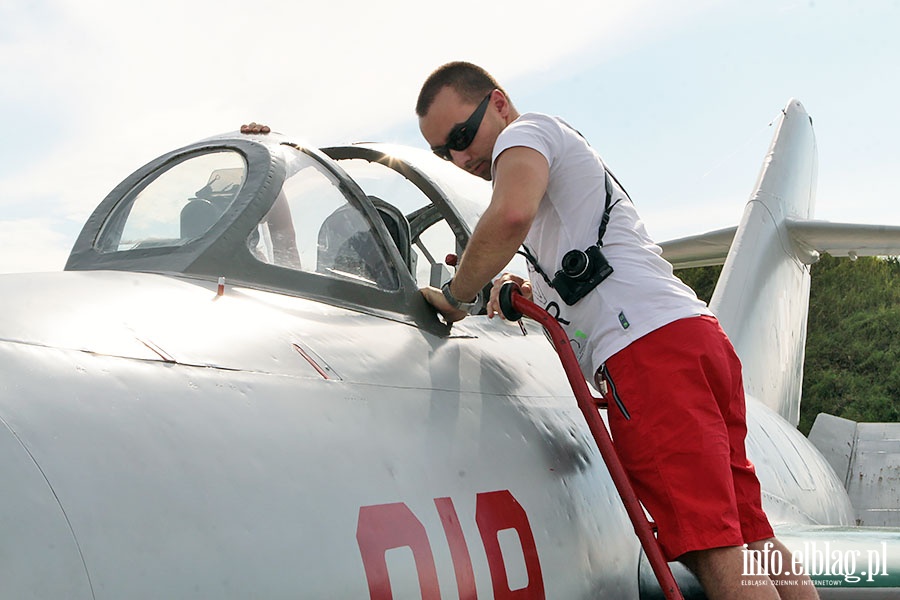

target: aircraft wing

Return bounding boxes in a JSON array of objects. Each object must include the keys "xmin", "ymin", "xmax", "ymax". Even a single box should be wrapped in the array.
[
  {"xmin": 809, "ymin": 414, "xmax": 900, "ymax": 528},
  {"xmin": 639, "ymin": 523, "xmax": 900, "ymax": 597},
  {"xmin": 660, "ymin": 221, "xmax": 900, "ymax": 269}
]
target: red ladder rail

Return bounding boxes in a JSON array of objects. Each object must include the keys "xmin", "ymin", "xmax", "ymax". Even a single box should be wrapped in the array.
[{"xmin": 497, "ymin": 282, "xmax": 684, "ymax": 600}]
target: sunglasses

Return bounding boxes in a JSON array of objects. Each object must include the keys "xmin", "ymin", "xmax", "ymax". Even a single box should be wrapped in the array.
[{"xmin": 431, "ymin": 92, "xmax": 493, "ymax": 161}]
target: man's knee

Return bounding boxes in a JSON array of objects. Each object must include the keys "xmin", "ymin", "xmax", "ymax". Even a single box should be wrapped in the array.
[
  {"xmin": 678, "ymin": 545, "xmax": 744, "ymax": 578},
  {"xmin": 747, "ymin": 536, "xmax": 784, "ymax": 553}
]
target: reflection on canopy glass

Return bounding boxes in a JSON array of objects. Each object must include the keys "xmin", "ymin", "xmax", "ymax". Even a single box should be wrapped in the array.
[
  {"xmin": 249, "ymin": 148, "xmax": 400, "ymax": 291},
  {"xmin": 97, "ymin": 151, "xmax": 247, "ymax": 252}
]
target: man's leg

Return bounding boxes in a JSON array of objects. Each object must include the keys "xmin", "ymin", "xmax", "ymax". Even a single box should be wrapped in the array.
[
  {"xmin": 747, "ymin": 537, "xmax": 819, "ymax": 599},
  {"xmin": 708, "ymin": 321, "xmax": 820, "ymax": 600},
  {"xmin": 680, "ymin": 546, "xmax": 780, "ymax": 600}
]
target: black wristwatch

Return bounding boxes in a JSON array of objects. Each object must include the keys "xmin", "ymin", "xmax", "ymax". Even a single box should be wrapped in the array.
[{"xmin": 441, "ymin": 279, "xmax": 482, "ymax": 314}]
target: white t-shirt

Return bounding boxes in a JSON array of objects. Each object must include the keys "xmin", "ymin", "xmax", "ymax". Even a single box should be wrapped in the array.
[{"xmin": 492, "ymin": 113, "xmax": 712, "ymax": 379}]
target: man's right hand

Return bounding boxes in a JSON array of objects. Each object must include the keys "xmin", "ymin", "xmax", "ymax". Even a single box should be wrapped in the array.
[{"xmin": 240, "ymin": 122, "xmax": 271, "ymax": 134}]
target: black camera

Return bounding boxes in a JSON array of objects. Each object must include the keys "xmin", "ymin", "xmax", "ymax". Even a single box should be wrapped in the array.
[{"xmin": 552, "ymin": 245, "xmax": 613, "ymax": 305}]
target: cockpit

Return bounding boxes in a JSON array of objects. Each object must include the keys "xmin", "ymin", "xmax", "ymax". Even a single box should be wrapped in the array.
[{"xmin": 65, "ymin": 133, "xmax": 509, "ymax": 324}]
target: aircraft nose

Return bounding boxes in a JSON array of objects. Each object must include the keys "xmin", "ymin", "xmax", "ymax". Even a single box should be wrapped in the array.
[{"xmin": 0, "ymin": 420, "xmax": 94, "ymax": 596}]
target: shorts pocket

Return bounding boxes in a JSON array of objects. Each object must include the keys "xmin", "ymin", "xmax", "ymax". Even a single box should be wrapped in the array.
[{"xmin": 601, "ymin": 364, "xmax": 631, "ymax": 421}]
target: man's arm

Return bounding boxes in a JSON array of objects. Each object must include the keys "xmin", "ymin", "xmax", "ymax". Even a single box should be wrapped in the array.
[{"xmin": 422, "ymin": 146, "xmax": 549, "ymax": 322}]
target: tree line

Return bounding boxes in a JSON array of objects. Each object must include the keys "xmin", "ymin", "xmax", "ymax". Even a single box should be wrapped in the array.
[{"xmin": 678, "ymin": 255, "xmax": 900, "ymax": 435}]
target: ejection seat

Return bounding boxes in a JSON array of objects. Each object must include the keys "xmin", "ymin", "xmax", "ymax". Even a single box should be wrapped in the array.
[
  {"xmin": 180, "ymin": 198, "xmax": 218, "ymax": 240},
  {"xmin": 316, "ymin": 196, "xmax": 414, "ymax": 287},
  {"xmin": 180, "ymin": 168, "xmax": 244, "ymax": 241},
  {"xmin": 369, "ymin": 197, "xmax": 415, "ymax": 275}
]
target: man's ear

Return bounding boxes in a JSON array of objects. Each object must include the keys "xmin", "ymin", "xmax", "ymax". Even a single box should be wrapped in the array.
[{"xmin": 492, "ymin": 90, "xmax": 511, "ymax": 121}]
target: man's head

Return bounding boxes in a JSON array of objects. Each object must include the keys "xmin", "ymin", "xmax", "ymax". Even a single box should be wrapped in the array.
[{"xmin": 416, "ymin": 62, "xmax": 516, "ymax": 180}]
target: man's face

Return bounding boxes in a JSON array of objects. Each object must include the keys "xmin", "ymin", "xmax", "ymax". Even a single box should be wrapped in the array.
[{"xmin": 419, "ymin": 87, "xmax": 499, "ymax": 181}]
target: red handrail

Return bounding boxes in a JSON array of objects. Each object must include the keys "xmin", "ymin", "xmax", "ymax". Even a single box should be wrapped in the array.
[{"xmin": 498, "ymin": 282, "xmax": 684, "ymax": 600}]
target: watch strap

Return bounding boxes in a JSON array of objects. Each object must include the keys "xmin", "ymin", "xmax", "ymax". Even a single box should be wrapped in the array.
[{"xmin": 441, "ymin": 279, "xmax": 481, "ymax": 313}]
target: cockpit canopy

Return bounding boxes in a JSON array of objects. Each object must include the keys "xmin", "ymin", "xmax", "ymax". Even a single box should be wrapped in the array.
[{"xmin": 66, "ymin": 133, "xmax": 508, "ymax": 321}]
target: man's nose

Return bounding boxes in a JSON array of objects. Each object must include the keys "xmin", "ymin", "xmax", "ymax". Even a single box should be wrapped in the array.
[{"xmin": 450, "ymin": 149, "xmax": 470, "ymax": 169}]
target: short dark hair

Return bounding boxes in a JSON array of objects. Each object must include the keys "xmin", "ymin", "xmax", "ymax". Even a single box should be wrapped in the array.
[{"xmin": 415, "ymin": 61, "xmax": 507, "ymax": 117}]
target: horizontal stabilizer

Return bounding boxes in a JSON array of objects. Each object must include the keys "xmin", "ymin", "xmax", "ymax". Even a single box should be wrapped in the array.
[{"xmin": 786, "ymin": 220, "xmax": 900, "ymax": 259}]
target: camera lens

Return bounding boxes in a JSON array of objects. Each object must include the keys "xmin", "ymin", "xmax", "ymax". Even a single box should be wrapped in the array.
[{"xmin": 561, "ymin": 249, "xmax": 590, "ymax": 279}]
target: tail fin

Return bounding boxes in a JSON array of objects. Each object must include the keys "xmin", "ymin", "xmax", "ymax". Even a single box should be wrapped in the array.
[
  {"xmin": 710, "ymin": 99, "xmax": 818, "ymax": 426},
  {"xmin": 662, "ymin": 99, "xmax": 900, "ymax": 426}
]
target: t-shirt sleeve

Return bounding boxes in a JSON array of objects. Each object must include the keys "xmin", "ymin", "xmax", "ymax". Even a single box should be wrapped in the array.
[{"xmin": 491, "ymin": 114, "xmax": 560, "ymax": 171}]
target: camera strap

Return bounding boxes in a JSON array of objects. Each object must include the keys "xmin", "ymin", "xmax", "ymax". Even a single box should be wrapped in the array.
[
  {"xmin": 596, "ymin": 173, "xmax": 622, "ymax": 248},
  {"xmin": 518, "ymin": 169, "xmax": 620, "ymax": 288}
]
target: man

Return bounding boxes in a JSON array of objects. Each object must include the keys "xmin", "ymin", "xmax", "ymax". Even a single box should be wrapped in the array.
[{"xmin": 416, "ymin": 61, "xmax": 817, "ymax": 600}]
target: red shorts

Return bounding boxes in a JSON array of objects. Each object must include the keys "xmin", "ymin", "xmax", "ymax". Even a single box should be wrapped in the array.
[{"xmin": 598, "ymin": 315, "xmax": 773, "ymax": 560}]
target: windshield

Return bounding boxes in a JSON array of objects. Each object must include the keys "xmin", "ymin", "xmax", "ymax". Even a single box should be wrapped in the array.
[{"xmin": 96, "ymin": 151, "xmax": 247, "ymax": 252}]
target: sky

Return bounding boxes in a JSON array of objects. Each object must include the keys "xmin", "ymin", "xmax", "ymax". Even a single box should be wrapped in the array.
[{"xmin": 1, "ymin": 0, "xmax": 898, "ymax": 273}]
